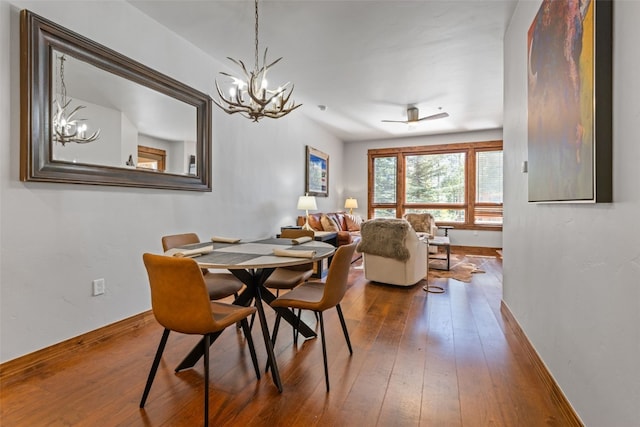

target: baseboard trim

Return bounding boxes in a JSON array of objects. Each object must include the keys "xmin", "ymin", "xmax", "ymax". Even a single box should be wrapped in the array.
[
  {"xmin": 451, "ymin": 245, "xmax": 501, "ymax": 257},
  {"xmin": 0, "ymin": 310, "xmax": 155, "ymax": 385},
  {"xmin": 500, "ymin": 302, "xmax": 583, "ymax": 426}
]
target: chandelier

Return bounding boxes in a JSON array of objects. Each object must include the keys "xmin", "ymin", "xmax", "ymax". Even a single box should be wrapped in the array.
[
  {"xmin": 52, "ymin": 54, "xmax": 100, "ymax": 146},
  {"xmin": 213, "ymin": 0, "xmax": 301, "ymax": 122}
]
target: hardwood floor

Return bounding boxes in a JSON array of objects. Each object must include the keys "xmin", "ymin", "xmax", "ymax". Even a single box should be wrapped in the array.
[{"xmin": 0, "ymin": 251, "xmax": 576, "ymax": 426}]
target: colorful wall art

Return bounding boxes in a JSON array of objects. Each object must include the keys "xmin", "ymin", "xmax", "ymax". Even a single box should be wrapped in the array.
[{"xmin": 527, "ymin": 0, "xmax": 612, "ymax": 202}]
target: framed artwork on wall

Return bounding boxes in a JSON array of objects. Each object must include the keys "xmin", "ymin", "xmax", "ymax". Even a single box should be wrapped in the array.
[
  {"xmin": 305, "ymin": 146, "xmax": 329, "ymax": 197},
  {"xmin": 527, "ymin": 0, "xmax": 612, "ymax": 203}
]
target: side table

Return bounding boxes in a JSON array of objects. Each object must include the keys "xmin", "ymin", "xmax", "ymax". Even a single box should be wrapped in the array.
[
  {"xmin": 311, "ymin": 231, "xmax": 338, "ymax": 277},
  {"xmin": 439, "ymin": 225, "xmax": 454, "ymax": 237},
  {"xmin": 428, "ymin": 236, "xmax": 451, "ymax": 271},
  {"xmin": 313, "ymin": 231, "xmax": 338, "ymax": 246}
]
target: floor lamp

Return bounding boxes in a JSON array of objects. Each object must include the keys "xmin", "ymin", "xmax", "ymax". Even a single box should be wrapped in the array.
[{"xmin": 297, "ymin": 195, "xmax": 317, "ymax": 231}]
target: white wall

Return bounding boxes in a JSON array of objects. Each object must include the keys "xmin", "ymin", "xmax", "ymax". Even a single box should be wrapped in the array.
[
  {"xmin": 120, "ymin": 112, "xmax": 137, "ymax": 168},
  {"xmin": 503, "ymin": 1, "xmax": 640, "ymax": 425},
  {"xmin": 52, "ymin": 98, "xmax": 123, "ymax": 166},
  {"xmin": 0, "ymin": 0, "xmax": 343, "ymax": 362},
  {"xmin": 343, "ymin": 129, "xmax": 504, "ymax": 248}
]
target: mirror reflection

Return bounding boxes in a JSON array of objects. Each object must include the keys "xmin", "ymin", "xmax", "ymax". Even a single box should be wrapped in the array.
[
  {"xmin": 51, "ymin": 50, "xmax": 198, "ymax": 176},
  {"xmin": 21, "ymin": 9, "xmax": 211, "ymax": 191}
]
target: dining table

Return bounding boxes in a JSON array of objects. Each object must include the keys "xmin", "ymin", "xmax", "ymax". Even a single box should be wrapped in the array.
[{"xmin": 165, "ymin": 237, "xmax": 336, "ymax": 392}]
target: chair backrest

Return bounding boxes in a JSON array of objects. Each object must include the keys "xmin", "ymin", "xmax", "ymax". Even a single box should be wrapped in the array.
[
  {"xmin": 403, "ymin": 213, "xmax": 436, "ymax": 235},
  {"xmin": 357, "ymin": 218, "xmax": 416, "ymax": 261},
  {"xmin": 143, "ymin": 253, "xmax": 220, "ymax": 335},
  {"xmin": 279, "ymin": 228, "xmax": 315, "ymax": 270},
  {"xmin": 280, "ymin": 228, "xmax": 315, "ymax": 239},
  {"xmin": 161, "ymin": 233, "xmax": 200, "ymax": 252},
  {"xmin": 161, "ymin": 233, "xmax": 211, "ymax": 275},
  {"xmin": 318, "ymin": 242, "xmax": 357, "ymax": 310}
]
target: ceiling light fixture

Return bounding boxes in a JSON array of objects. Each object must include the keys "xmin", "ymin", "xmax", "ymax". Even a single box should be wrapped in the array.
[
  {"xmin": 52, "ymin": 54, "xmax": 100, "ymax": 146},
  {"xmin": 213, "ymin": 0, "xmax": 301, "ymax": 122}
]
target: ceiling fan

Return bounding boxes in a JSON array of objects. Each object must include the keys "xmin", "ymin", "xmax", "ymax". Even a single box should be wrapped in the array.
[{"xmin": 381, "ymin": 106, "xmax": 449, "ymax": 124}]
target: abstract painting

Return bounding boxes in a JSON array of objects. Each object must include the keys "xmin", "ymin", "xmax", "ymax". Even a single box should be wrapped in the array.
[{"xmin": 527, "ymin": 0, "xmax": 612, "ymax": 202}]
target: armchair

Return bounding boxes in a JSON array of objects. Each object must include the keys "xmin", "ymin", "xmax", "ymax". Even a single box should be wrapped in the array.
[
  {"xmin": 404, "ymin": 213, "xmax": 439, "ymax": 254},
  {"xmin": 356, "ymin": 218, "xmax": 427, "ymax": 286}
]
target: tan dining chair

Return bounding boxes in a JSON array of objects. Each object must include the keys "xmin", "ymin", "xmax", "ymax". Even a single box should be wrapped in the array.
[
  {"xmin": 161, "ymin": 233, "xmax": 244, "ymax": 301},
  {"xmin": 260, "ymin": 228, "xmax": 316, "ymax": 340},
  {"xmin": 270, "ymin": 241, "xmax": 357, "ymax": 392},
  {"xmin": 264, "ymin": 228, "xmax": 315, "ymax": 295},
  {"xmin": 140, "ymin": 253, "xmax": 260, "ymax": 427}
]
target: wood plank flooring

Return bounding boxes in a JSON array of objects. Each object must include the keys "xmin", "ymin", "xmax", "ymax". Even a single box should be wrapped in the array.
[{"xmin": 0, "ymin": 251, "xmax": 575, "ymax": 426}]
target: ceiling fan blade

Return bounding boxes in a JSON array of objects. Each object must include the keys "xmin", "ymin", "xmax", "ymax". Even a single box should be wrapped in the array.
[
  {"xmin": 417, "ymin": 112, "xmax": 449, "ymax": 121},
  {"xmin": 381, "ymin": 119, "xmax": 409, "ymax": 123}
]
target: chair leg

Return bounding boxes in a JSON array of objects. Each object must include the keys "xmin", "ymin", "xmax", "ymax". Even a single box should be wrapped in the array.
[
  {"xmin": 272, "ymin": 313, "xmax": 282, "ymax": 344},
  {"xmin": 246, "ymin": 294, "xmax": 257, "ymax": 332},
  {"xmin": 318, "ymin": 311, "xmax": 330, "ymax": 392},
  {"xmin": 240, "ymin": 296, "xmax": 255, "ymax": 332},
  {"xmin": 240, "ymin": 318, "xmax": 261, "ymax": 380},
  {"xmin": 293, "ymin": 309, "xmax": 302, "ymax": 346},
  {"xmin": 140, "ymin": 328, "xmax": 170, "ymax": 408},
  {"xmin": 336, "ymin": 304, "xmax": 353, "ymax": 355},
  {"xmin": 249, "ymin": 312, "xmax": 256, "ymax": 331},
  {"xmin": 266, "ymin": 314, "xmax": 282, "ymax": 373},
  {"xmin": 203, "ymin": 334, "xmax": 210, "ymax": 427},
  {"xmin": 235, "ymin": 292, "xmax": 243, "ymax": 329}
]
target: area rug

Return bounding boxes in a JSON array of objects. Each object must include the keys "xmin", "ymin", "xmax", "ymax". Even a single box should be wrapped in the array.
[{"xmin": 428, "ymin": 255, "xmax": 485, "ymax": 283}]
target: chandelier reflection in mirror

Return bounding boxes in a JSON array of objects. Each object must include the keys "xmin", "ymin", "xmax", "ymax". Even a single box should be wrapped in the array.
[
  {"xmin": 52, "ymin": 54, "xmax": 100, "ymax": 145},
  {"xmin": 213, "ymin": 0, "xmax": 301, "ymax": 122}
]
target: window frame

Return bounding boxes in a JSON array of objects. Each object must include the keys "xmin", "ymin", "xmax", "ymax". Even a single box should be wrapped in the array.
[{"xmin": 367, "ymin": 140, "xmax": 503, "ymax": 231}]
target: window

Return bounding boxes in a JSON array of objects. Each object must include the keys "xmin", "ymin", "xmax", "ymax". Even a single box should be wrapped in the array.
[
  {"xmin": 405, "ymin": 152, "xmax": 466, "ymax": 222},
  {"xmin": 367, "ymin": 141, "xmax": 503, "ymax": 229},
  {"xmin": 371, "ymin": 156, "xmax": 397, "ymax": 218},
  {"xmin": 137, "ymin": 145, "xmax": 166, "ymax": 172},
  {"xmin": 475, "ymin": 150, "xmax": 503, "ymax": 225}
]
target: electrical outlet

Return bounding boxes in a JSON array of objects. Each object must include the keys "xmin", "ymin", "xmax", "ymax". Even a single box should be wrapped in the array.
[{"xmin": 92, "ymin": 278, "xmax": 105, "ymax": 296}]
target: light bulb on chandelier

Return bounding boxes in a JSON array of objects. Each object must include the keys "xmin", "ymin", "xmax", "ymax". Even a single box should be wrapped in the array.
[
  {"xmin": 52, "ymin": 54, "xmax": 100, "ymax": 146},
  {"xmin": 213, "ymin": 0, "xmax": 301, "ymax": 122}
]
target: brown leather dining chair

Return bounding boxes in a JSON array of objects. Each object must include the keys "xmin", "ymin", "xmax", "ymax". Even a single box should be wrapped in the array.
[
  {"xmin": 140, "ymin": 253, "xmax": 260, "ymax": 427},
  {"xmin": 261, "ymin": 228, "xmax": 316, "ymax": 341},
  {"xmin": 161, "ymin": 233, "xmax": 244, "ymax": 301},
  {"xmin": 264, "ymin": 228, "xmax": 315, "ymax": 295},
  {"xmin": 270, "ymin": 241, "xmax": 357, "ymax": 392}
]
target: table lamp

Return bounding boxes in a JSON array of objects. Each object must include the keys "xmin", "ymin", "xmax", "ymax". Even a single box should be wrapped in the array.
[
  {"xmin": 297, "ymin": 195, "xmax": 317, "ymax": 231},
  {"xmin": 344, "ymin": 197, "xmax": 358, "ymax": 215}
]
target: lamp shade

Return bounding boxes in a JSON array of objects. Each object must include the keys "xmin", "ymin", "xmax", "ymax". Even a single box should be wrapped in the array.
[
  {"xmin": 344, "ymin": 198, "xmax": 358, "ymax": 209},
  {"xmin": 297, "ymin": 195, "xmax": 317, "ymax": 211}
]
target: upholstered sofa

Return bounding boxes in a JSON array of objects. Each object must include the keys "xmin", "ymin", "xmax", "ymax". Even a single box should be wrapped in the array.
[
  {"xmin": 296, "ymin": 211, "xmax": 363, "ymax": 262},
  {"xmin": 356, "ymin": 218, "xmax": 427, "ymax": 286}
]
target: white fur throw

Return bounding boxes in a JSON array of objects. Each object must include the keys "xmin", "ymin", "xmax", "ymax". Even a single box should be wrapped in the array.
[{"xmin": 356, "ymin": 218, "xmax": 411, "ymax": 261}]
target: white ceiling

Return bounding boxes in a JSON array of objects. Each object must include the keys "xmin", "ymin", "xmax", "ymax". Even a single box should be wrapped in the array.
[{"xmin": 127, "ymin": 0, "xmax": 517, "ymax": 142}]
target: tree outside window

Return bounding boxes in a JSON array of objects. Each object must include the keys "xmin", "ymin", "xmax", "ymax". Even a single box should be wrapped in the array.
[{"xmin": 368, "ymin": 141, "xmax": 503, "ymax": 229}]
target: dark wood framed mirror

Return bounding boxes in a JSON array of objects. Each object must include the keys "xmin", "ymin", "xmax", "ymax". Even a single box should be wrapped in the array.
[{"xmin": 20, "ymin": 10, "xmax": 212, "ymax": 191}]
